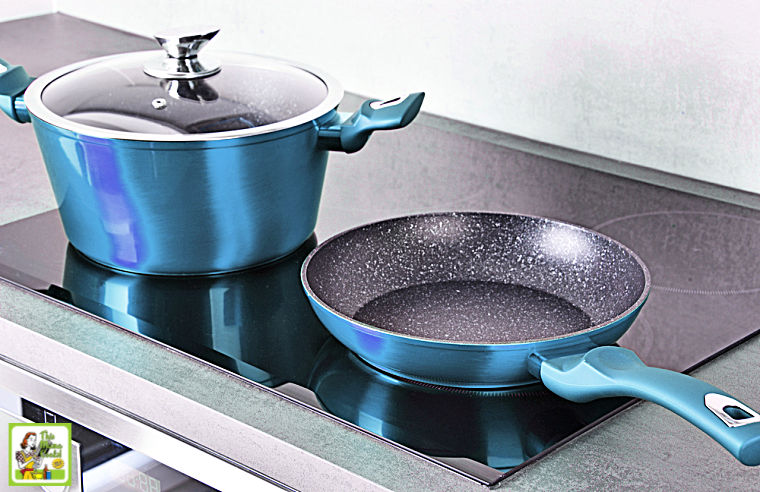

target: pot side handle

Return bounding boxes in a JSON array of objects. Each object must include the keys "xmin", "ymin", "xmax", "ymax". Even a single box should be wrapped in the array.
[
  {"xmin": 318, "ymin": 92, "xmax": 424, "ymax": 153},
  {"xmin": 534, "ymin": 346, "xmax": 760, "ymax": 466},
  {"xmin": 0, "ymin": 57, "xmax": 33, "ymax": 123}
]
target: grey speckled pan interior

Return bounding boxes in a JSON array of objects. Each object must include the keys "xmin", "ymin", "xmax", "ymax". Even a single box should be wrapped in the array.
[{"xmin": 305, "ymin": 213, "xmax": 648, "ymax": 343}]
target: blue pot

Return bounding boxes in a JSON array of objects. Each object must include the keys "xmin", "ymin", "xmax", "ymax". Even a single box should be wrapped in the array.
[{"xmin": 0, "ymin": 28, "xmax": 424, "ymax": 274}]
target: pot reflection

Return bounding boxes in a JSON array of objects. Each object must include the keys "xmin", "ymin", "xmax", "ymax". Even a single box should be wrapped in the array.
[
  {"xmin": 160, "ymin": 79, "xmax": 219, "ymax": 103},
  {"xmin": 62, "ymin": 236, "xmax": 329, "ymax": 386},
  {"xmin": 309, "ymin": 339, "xmax": 627, "ymax": 471}
]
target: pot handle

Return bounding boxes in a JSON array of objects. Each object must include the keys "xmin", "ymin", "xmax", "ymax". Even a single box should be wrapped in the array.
[
  {"xmin": 318, "ymin": 92, "xmax": 424, "ymax": 153},
  {"xmin": 534, "ymin": 346, "xmax": 760, "ymax": 466},
  {"xmin": 0, "ymin": 57, "xmax": 33, "ymax": 123}
]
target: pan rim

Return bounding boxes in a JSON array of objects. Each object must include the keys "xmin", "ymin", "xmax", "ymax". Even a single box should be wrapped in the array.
[{"xmin": 301, "ymin": 211, "xmax": 652, "ymax": 347}]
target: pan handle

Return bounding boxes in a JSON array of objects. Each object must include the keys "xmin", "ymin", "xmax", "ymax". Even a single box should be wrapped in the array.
[
  {"xmin": 0, "ymin": 57, "xmax": 33, "ymax": 123},
  {"xmin": 317, "ymin": 92, "xmax": 424, "ymax": 153},
  {"xmin": 534, "ymin": 346, "xmax": 760, "ymax": 466}
]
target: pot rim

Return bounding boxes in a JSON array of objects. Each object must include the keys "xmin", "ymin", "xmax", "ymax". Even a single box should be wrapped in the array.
[{"xmin": 23, "ymin": 50, "xmax": 345, "ymax": 142}]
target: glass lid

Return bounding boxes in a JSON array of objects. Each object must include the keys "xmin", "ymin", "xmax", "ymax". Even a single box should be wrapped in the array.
[{"xmin": 31, "ymin": 27, "xmax": 340, "ymax": 139}]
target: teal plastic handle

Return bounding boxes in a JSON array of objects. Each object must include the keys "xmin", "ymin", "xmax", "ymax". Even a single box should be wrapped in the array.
[
  {"xmin": 318, "ymin": 92, "xmax": 425, "ymax": 153},
  {"xmin": 537, "ymin": 346, "xmax": 760, "ymax": 466},
  {"xmin": 0, "ymin": 57, "xmax": 33, "ymax": 123}
]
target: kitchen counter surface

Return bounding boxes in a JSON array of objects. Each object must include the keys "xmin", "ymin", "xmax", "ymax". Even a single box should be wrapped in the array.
[{"xmin": 1, "ymin": 14, "xmax": 759, "ymax": 490}]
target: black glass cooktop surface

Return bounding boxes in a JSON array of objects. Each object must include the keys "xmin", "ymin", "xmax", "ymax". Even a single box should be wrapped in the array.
[{"xmin": 1, "ymin": 205, "xmax": 759, "ymax": 486}]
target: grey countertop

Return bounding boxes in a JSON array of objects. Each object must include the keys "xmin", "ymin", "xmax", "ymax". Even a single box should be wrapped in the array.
[{"xmin": 2, "ymin": 13, "xmax": 760, "ymax": 490}]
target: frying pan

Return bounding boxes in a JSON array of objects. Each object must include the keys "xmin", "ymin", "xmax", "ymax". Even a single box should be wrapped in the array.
[{"xmin": 301, "ymin": 212, "xmax": 760, "ymax": 465}]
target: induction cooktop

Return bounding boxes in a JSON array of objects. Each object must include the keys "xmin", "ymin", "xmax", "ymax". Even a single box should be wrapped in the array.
[{"xmin": 1, "ymin": 202, "xmax": 759, "ymax": 487}]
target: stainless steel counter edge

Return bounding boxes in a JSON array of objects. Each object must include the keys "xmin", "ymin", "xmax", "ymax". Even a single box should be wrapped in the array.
[
  {"xmin": 0, "ymin": 277, "xmax": 487, "ymax": 491},
  {"xmin": 0, "ymin": 354, "xmax": 290, "ymax": 491}
]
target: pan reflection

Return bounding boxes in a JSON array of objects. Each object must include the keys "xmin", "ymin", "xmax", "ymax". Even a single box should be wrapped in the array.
[
  {"xmin": 60, "ymin": 236, "xmax": 330, "ymax": 386},
  {"xmin": 309, "ymin": 339, "xmax": 627, "ymax": 471}
]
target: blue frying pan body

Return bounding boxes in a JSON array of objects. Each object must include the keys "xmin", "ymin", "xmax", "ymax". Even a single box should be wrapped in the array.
[{"xmin": 302, "ymin": 213, "xmax": 760, "ymax": 465}]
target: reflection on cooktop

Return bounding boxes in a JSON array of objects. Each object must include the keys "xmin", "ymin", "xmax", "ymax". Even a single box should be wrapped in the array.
[
  {"xmin": 54, "ymin": 238, "xmax": 331, "ymax": 388},
  {"xmin": 309, "ymin": 340, "xmax": 626, "ymax": 472}
]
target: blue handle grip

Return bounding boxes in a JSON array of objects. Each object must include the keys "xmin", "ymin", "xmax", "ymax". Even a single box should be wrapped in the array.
[
  {"xmin": 537, "ymin": 346, "xmax": 760, "ymax": 466},
  {"xmin": 318, "ymin": 92, "xmax": 425, "ymax": 153},
  {"xmin": 0, "ymin": 57, "xmax": 33, "ymax": 123}
]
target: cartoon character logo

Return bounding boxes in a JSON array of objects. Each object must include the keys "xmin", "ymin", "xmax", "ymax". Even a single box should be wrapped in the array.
[
  {"xmin": 8, "ymin": 423, "xmax": 70, "ymax": 485},
  {"xmin": 15, "ymin": 432, "xmax": 42, "ymax": 479}
]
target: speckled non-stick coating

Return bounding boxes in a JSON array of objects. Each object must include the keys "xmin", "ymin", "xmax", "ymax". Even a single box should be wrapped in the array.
[{"xmin": 305, "ymin": 213, "xmax": 648, "ymax": 344}]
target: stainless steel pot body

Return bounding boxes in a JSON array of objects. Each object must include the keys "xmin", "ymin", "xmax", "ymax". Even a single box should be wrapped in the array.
[{"xmin": 32, "ymin": 113, "xmax": 334, "ymax": 274}]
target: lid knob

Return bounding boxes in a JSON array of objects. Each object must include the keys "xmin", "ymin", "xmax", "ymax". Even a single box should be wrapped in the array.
[
  {"xmin": 155, "ymin": 26, "xmax": 219, "ymax": 59},
  {"xmin": 144, "ymin": 26, "xmax": 221, "ymax": 79}
]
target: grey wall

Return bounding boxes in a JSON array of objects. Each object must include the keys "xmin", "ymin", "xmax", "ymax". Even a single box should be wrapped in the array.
[{"xmin": 5, "ymin": 1, "xmax": 760, "ymax": 194}]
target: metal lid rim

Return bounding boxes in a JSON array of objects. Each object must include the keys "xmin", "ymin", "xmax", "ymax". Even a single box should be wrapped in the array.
[{"xmin": 23, "ymin": 50, "xmax": 345, "ymax": 142}]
